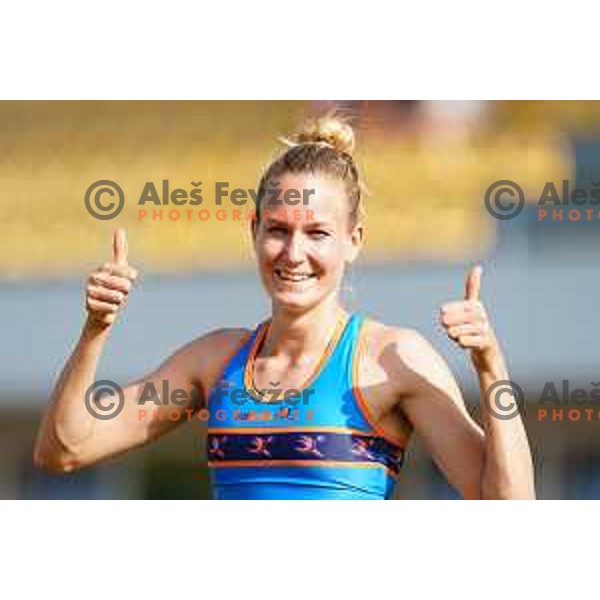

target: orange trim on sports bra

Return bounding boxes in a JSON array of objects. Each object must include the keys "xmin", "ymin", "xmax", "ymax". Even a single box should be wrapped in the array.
[
  {"xmin": 351, "ymin": 318, "xmax": 412, "ymax": 449},
  {"xmin": 207, "ymin": 458, "xmax": 398, "ymax": 478},
  {"xmin": 208, "ymin": 425, "xmax": 383, "ymax": 436},
  {"xmin": 206, "ymin": 330, "xmax": 253, "ymax": 407},
  {"xmin": 243, "ymin": 308, "xmax": 349, "ymax": 401}
]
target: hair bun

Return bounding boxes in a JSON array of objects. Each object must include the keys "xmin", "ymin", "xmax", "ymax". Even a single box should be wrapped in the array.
[{"xmin": 295, "ymin": 115, "xmax": 355, "ymax": 156}]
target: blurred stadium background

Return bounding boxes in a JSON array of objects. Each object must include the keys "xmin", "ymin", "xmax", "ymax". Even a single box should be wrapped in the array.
[{"xmin": 1, "ymin": 100, "xmax": 599, "ymax": 499}]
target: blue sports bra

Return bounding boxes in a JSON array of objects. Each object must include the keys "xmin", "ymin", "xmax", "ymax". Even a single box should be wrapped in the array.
[{"xmin": 206, "ymin": 312, "xmax": 411, "ymax": 499}]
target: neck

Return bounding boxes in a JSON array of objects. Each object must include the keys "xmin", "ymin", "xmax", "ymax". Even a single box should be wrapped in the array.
[{"xmin": 263, "ymin": 295, "xmax": 348, "ymax": 361}]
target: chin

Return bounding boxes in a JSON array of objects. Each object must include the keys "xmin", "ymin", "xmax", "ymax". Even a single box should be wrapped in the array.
[{"xmin": 270, "ymin": 289, "xmax": 321, "ymax": 312}]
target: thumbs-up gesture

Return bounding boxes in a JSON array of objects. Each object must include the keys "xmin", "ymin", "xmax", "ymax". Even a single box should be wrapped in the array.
[
  {"xmin": 85, "ymin": 228, "xmax": 139, "ymax": 328},
  {"xmin": 439, "ymin": 265, "xmax": 497, "ymax": 360}
]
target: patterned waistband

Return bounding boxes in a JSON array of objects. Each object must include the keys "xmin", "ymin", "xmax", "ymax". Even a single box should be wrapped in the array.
[{"xmin": 207, "ymin": 429, "xmax": 404, "ymax": 476}]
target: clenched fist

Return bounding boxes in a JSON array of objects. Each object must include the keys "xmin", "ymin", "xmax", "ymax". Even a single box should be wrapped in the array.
[
  {"xmin": 439, "ymin": 265, "xmax": 497, "ymax": 357},
  {"xmin": 85, "ymin": 228, "xmax": 138, "ymax": 328}
]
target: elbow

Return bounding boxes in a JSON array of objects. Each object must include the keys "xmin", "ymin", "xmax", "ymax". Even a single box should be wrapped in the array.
[
  {"xmin": 481, "ymin": 488, "xmax": 535, "ymax": 500},
  {"xmin": 479, "ymin": 449, "xmax": 536, "ymax": 499},
  {"xmin": 480, "ymin": 477, "xmax": 536, "ymax": 500},
  {"xmin": 32, "ymin": 441, "xmax": 84, "ymax": 475},
  {"xmin": 33, "ymin": 419, "xmax": 94, "ymax": 474}
]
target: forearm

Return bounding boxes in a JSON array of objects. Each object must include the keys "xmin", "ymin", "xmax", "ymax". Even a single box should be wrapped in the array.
[
  {"xmin": 473, "ymin": 338, "xmax": 535, "ymax": 499},
  {"xmin": 34, "ymin": 317, "xmax": 111, "ymax": 470}
]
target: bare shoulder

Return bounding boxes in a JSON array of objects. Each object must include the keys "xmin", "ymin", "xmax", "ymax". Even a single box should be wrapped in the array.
[
  {"xmin": 361, "ymin": 318, "xmax": 454, "ymax": 392},
  {"xmin": 363, "ymin": 319, "xmax": 440, "ymax": 365},
  {"xmin": 155, "ymin": 326, "xmax": 252, "ymax": 398},
  {"xmin": 191, "ymin": 327, "xmax": 253, "ymax": 356},
  {"xmin": 189, "ymin": 327, "xmax": 253, "ymax": 379}
]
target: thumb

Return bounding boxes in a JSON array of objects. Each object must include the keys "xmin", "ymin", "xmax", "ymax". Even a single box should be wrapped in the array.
[
  {"xmin": 465, "ymin": 264, "xmax": 482, "ymax": 301},
  {"xmin": 112, "ymin": 228, "xmax": 128, "ymax": 265}
]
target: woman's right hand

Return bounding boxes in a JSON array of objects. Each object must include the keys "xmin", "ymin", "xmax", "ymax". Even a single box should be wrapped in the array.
[{"xmin": 85, "ymin": 228, "xmax": 139, "ymax": 328}]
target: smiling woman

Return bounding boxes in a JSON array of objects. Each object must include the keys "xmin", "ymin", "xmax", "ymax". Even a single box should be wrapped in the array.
[{"xmin": 34, "ymin": 114, "xmax": 535, "ymax": 500}]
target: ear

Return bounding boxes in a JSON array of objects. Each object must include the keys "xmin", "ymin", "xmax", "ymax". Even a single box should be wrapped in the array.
[
  {"xmin": 346, "ymin": 222, "xmax": 364, "ymax": 264},
  {"xmin": 250, "ymin": 215, "xmax": 259, "ymax": 246}
]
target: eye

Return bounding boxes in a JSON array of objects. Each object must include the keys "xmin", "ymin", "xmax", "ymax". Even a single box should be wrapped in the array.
[
  {"xmin": 267, "ymin": 226, "xmax": 287, "ymax": 235},
  {"xmin": 309, "ymin": 230, "xmax": 330, "ymax": 239}
]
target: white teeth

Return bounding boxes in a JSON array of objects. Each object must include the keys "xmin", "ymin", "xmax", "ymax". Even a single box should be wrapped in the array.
[{"xmin": 276, "ymin": 269, "xmax": 314, "ymax": 282}]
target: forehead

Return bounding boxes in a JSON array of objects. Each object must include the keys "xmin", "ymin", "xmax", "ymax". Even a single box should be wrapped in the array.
[{"xmin": 262, "ymin": 172, "xmax": 348, "ymax": 226}]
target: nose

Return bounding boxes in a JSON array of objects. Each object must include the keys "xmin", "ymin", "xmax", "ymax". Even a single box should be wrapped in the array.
[{"xmin": 283, "ymin": 231, "xmax": 305, "ymax": 264}]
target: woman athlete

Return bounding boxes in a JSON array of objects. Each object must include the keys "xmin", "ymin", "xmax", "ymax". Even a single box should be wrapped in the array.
[{"xmin": 34, "ymin": 116, "xmax": 535, "ymax": 499}]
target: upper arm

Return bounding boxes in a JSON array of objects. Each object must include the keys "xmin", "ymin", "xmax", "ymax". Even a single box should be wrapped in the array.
[
  {"xmin": 387, "ymin": 329, "xmax": 485, "ymax": 499},
  {"xmin": 74, "ymin": 327, "xmax": 250, "ymax": 468}
]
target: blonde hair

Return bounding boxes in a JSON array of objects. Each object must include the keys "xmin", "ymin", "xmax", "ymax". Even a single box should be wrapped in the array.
[{"xmin": 255, "ymin": 115, "xmax": 364, "ymax": 228}]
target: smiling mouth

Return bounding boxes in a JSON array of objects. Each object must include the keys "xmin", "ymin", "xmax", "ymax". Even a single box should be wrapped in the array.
[{"xmin": 274, "ymin": 268, "xmax": 317, "ymax": 283}]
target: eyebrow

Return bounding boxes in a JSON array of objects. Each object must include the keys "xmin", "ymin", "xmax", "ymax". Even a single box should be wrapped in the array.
[
  {"xmin": 306, "ymin": 221, "xmax": 334, "ymax": 229},
  {"xmin": 264, "ymin": 217, "xmax": 333, "ymax": 229}
]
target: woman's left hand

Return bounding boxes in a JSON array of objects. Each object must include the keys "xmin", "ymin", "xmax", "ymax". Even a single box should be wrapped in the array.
[{"xmin": 438, "ymin": 265, "xmax": 500, "ymax": 368}]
